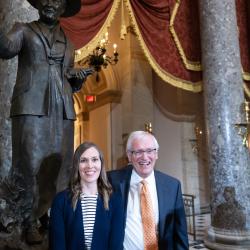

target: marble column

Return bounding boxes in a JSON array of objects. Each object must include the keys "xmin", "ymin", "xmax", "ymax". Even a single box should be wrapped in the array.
[{"xmin": 199, "ymin": 1, "xmax": 250, "ymax": 249}]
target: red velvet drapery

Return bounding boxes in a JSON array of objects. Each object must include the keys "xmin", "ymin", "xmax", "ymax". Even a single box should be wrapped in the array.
[
  {"xmin": 237, "ymin": 0, "xmax": 250, "ymax": 80},
  {"xmin": 126, "ymin": 0, "xmax": 202, "ymax": 91},
  {"xmin": 60, "ymin": 0, "xmax": 114, "ymax": 49},
  {"xmin": 60, "ymin": 0, "xmax": 250, "ymax": 93}
]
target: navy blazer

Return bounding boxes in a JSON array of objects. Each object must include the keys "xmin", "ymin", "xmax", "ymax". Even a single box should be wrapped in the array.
[
  {"xmin": 108, "ymin": 165, "xmax": 189, "ymax": 250},
  {"xmin": 49, "ymin": 190, "xmax": 124, "ymax": 250}
]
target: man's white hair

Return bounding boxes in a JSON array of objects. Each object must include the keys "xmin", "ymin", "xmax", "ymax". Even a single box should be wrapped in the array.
[{"xmin": 126, "ymin": 130, "xmax": 159, "ymax": 152}]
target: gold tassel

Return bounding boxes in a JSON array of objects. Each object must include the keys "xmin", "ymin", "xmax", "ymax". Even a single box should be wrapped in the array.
[{"xmin": 120, "ymin": 0, "xmax": 127, "ymax": 40}]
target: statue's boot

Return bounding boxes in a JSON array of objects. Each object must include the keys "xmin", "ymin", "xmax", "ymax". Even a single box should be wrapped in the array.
[
  {"xmin": 25, "ymin": 222, "xmax": 44, "ymax": 245},
  {"xmin": 0, "ymin": 179, "xmax": 10, "ymax": 199}
]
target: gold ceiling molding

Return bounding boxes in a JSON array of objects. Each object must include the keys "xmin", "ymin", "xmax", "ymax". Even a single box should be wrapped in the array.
[
  {"xmin": 124, "ymin": 0, "xmax": 202, "ymax": 92},
  {"xmin": 169, "ymin": 0, "xmax": 202, "ymax": 71},
  {"xmin": 74, "ymin": 0, "xmax": 122, "ymax": 62}
]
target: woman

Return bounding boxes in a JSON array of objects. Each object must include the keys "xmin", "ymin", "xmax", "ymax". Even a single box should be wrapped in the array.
[{"xmin": 49, "ymin": 142, "xmax": 124, "ymax": 250}]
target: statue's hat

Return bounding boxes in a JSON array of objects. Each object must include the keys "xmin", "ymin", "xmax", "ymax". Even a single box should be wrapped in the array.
[{"xmin": 27, "ymin": 0, "xmax": 81, "ymax": 17}]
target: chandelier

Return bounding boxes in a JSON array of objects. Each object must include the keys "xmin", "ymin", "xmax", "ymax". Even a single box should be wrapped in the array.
[{"xmin": 81, "ymin": 32, "xmax": 119, "ymax": 81}]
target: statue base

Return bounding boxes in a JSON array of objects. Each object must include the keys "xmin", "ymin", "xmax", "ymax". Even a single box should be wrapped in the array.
[
  {"xmin": 0, "ymin": 227, "xmax": 48, "ymax": 250},
  {"xmin": 205, "ymin": 226, "xmax": 250, "ymax": 250}
]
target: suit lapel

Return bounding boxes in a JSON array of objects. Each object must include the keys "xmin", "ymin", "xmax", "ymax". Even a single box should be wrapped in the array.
[
  {"xmin": 71, "ymin": 199, "xmax": 85, "ymax": 250},
  {"xmin": 62, "ymin": 28, "xmax": 71, "ymax": 67},
  {"xmin": 27, "ymin": 22, "xmax": 49, "ymax": 58},
  {"xmin": 27, "ymin": 22, "xmax": 55, "ymax": 67},
  {"xmin": 155, "ymin": 171, "xmax": 169, "ymax": 240},
  {"xmin": 91, "ymin": 196, "xmax": 104, "ymax": 250},
  {"xmin": 28, "ymin": 22, "xmax": 70, "ymax": 67},
  {"xmin": 120, "ymin": 165, "xmax": 133, "ymax": 218}
]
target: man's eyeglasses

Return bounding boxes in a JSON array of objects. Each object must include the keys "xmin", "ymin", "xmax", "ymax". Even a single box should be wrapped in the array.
[{"xmin": 130, "ymin": 148, "xmax": 157, "ymax": 157}]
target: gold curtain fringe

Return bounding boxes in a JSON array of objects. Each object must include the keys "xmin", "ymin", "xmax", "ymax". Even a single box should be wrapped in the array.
[
  {"xmin": 243, "ymin": 71, "xmax": 250, "ymax": 81},
  {"xmin": 75, "ymin": 0, "xmax": 122, "ymax": 62},
  {"xmin": 120, "ymin": 24, "xmax": 127, "ymax": 40},
  {"xmin": 124, "ymin": 0, "xmax": 202, "ymax": 92},
  {"xmin": 169, "ymin": 0, "xmax": 202, "ymax": 71},
  {"xmin": 244, "ymin": 82, "xmax": 250, "ymax": 98},
  {"xmin": 242, "ymin": 71, "xmax": 250, "ymax": 98},
  {"xmin": 120, "ymin": 0, "xmax": 127, "ymax": 40}
]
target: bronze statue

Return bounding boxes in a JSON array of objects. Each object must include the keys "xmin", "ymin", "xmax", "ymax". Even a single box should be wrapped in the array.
[
  {"xmin": 213, "ymin": 186, "xmax": 246, "ymax": 230},
  {"xmin": 0, "ymin": 0, "xmax": 92, "ymax": 244}
]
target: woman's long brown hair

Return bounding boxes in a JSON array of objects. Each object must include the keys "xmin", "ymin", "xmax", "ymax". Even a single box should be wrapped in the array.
[{"xmin": 69, "ymin": 142, "xmax": 112, "ymax": 210}]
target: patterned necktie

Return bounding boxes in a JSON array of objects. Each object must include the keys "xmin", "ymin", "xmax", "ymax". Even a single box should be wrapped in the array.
[{"xmin": 140, "ymin": 180, "xmax": 158, "ymax": 250}]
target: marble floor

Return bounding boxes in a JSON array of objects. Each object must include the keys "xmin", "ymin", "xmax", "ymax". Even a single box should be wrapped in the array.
[{"xmin": 188, "ymin": 213, "xmax": 211, "ymax": 250}]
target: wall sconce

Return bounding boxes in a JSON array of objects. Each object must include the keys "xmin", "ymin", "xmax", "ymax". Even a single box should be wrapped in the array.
[
  {"xmin": 145, "ymin": 122, "xmax": 153, "ymax": 134},
  {"xmin": 79, "ymin": 32, "xmax": 118, "ymax": 82},
  {"xmin": 234, "ymin": 100, "xmax": 250, "ymax": 148},
  {"xmin": 189, "ymin": 126, "xmax": 203, "ymax": 154},
  {"xmin": 189, "ymin": 139, "xmax": 198, "ymax": 154}
]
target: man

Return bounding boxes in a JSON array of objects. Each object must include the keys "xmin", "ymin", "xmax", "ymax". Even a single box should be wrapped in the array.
[
  {"xmin": 0, "ymin": 0, "xmax": 92, "ymax": 244},
  {"xmin": 108, "ymin": 131, "xmax": 189, "ymax": 250}
]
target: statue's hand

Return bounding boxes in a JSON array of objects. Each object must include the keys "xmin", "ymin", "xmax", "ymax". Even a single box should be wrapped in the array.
[
  {"xmin": 66, "ymin": 67, "xmax": 94, "ymax": 92},
  {"xmin": 66, "ymin": 67, "xmax": 94, "ymax": 81}
]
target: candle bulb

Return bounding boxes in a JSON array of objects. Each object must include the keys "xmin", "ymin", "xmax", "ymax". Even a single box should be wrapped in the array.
[
  {"xmin": 105, "ymin": 32, "xmax": 109, "ymax": 42},
  {"xmin": 113, "ymin": 43, "xmax": 117, "ymax": 53},
  {"xmin": 100, "ymin": 39, "xmax": 105, "ymax": 48}
]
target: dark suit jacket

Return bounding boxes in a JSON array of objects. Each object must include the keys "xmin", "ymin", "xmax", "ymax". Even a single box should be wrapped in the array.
[
  {"xmin": 49, "ymin": 190, "xmax": 124, "ymax": 250},
  {"xmin": 108, "ymin": 165, "xmax": 189, "ymax": 250},
  {"xmin": 0, "ymin": 21, "xmax": 78, "ymax": 119}
]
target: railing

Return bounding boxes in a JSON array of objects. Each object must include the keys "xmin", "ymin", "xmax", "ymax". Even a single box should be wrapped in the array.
[{"xmin": 182, "ymin": 194, "xmax": 196, "ymax": 240}]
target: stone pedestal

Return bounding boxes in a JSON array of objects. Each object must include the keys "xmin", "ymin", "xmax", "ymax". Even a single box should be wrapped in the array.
[
  {"xmin": 199, "ymin": 0, "xmax": 250, "ymax": 249},
  {"xmin": 205, "ymin": 227, "xmax": 250, "ymax": 250}
]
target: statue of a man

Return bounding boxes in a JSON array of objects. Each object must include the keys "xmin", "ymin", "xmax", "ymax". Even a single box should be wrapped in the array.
[{"xmin": 0, "ymin": 0, "xmax": 92, "ymax": 244}]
